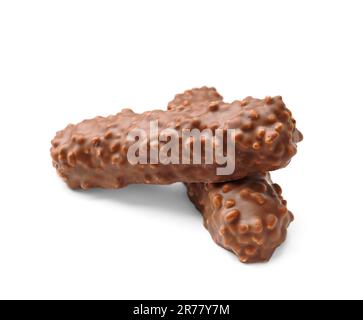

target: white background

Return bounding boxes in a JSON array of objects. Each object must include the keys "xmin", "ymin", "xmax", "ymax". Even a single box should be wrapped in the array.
[{"xmin": 0, "ymin": 0, "xmax": 362, "ymax": 300}]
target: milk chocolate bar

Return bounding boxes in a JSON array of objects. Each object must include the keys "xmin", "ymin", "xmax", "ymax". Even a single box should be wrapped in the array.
[
  {"xmin": 51, "ymin": 87, "xmax": 302, "ymax": 189},
  {"xmin": 186, "ymin": 173, "xmax": 293, "ymax": 263}
]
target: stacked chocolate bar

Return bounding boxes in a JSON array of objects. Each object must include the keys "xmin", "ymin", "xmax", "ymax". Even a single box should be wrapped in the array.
[{"xmin": 51, "ymin": 87, "xmax": 302, "ymax": 263}]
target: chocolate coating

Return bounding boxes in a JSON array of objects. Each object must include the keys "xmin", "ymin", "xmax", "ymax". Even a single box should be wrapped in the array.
[
  {"xmin": 186, "ymin": 173, "xmax": 293, "ymax": 263},
  {"xmin": 51, "ymin": 87, "xmax": 302, "ymax": 189}
]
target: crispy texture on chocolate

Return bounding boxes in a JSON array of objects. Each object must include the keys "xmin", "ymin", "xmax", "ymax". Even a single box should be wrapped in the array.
[
  {"xmin": 51, "ymin": 87, "xmax": 302, "ymax": 189},
  {"xmin": 186, "ymin": 173, "xmax": 293, "ymax": 263}
]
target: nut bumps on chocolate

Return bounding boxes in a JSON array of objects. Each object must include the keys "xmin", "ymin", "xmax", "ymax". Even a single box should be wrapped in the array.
[
  {"xmin": 51, "ymin": 87, "xmax": 302, "ymax": 189},
  {"xmin": 186, "ymin": 173, "xmax": 293, "ymax": 263}
]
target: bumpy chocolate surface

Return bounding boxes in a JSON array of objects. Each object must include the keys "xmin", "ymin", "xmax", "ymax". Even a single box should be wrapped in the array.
[
  {"xmin": 51, "ymin": 87, "xmax": 302, "ymax": 189},
  {"xmin": 169, "ymin": 88, "xmax": 297, "ymax": 263},
  {"xmin": 186, "ymin": 173, "xmax": 293, "ymax": 263}
]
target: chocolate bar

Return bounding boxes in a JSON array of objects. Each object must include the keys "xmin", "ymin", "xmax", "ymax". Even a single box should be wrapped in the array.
[
  {"xmin": 51, "ymin": 87, "xmax": 302, "ymax": 189},
  {"xmin": 186, "ymin": 173, "xmax": 293, "ymax": 263}
]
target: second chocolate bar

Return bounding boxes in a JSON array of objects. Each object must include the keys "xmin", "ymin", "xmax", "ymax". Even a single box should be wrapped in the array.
[{"xmin": 186, "ymin": 173, "xmax": 293, "ymax": 263}]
